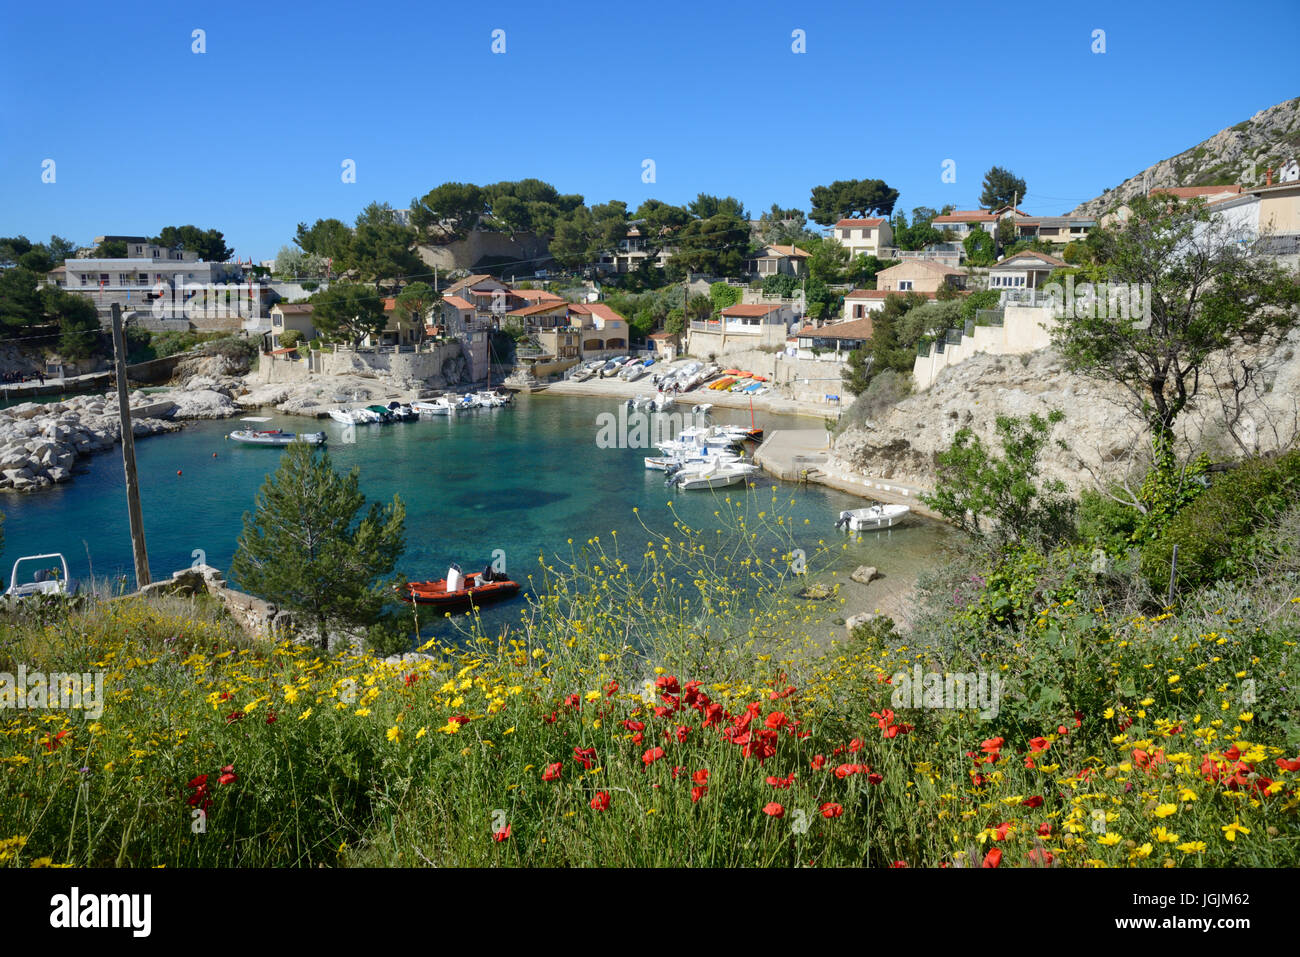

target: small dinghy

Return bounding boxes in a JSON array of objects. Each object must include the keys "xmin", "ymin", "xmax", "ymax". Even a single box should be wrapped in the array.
[
  {"xmin": 396, "ymin": 564, "xmax": 521, "ymax": 609},
  {"xmin": 228, "ymin": 429, "xmax": 326, "ymax": 446},
  {"xmin": 835, "ymin": 504, "xmax": 910, "ymax": 531}
]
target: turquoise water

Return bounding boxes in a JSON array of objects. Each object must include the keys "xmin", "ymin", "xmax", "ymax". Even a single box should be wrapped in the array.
[{"xmin": 0, "ymin": 395, "xmax": 956, "ymax": 634}]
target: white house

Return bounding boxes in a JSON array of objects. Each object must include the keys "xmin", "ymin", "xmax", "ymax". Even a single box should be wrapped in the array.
[{"xmin": 830, "ymin": 218, "xmax": 893, "ymax": 258}]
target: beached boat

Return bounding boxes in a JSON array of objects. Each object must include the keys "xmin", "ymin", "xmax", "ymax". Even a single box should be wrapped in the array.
[
  {"xmin": 395, "ymin": 564, "xmax": 521, "ymax": 609},
  {"xmin": 835, "ymin": 504, "xmax": 911, "ymax": 531},
  {"xmin": 228, "ymin": 429, "xmax": 326, "ymax": 446},
  {"xmin": 4, "ymin": 553, "xmax": 77, "ymax": 599}
]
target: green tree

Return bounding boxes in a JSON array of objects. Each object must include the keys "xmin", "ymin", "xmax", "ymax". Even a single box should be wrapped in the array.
[
  {"xmin": 394, "ymin": 281, "xmax": 439, "ymax": 332},
  {"xmin": 151, "ymin": 225, "xmax": 232, "ymax": 261},
  {"xmin": 42, "ymin": 287, "xmax": 101, "ymax": 358},
  {"xmin": 709, "ymin": 281, "xmax": 743, "ymax": 311},
  {"xmin": 1050, "ymin": 194, "xmax": 1300, "ymax": 476},
  {"xmin": 686, "ymin": 294, "xmax": 713, "ymax": 321},
  {"xmin": 807, "ymin": 237, "xmax": 849, "ymax": 282},
  {"xmin": 0, "ymin": 267, "xmax": 43, "ymax": 335},
  {"xmin": 231, "ymin": 442, "xmax": 406, "ymax": 648},
  {"xmin": 962, "ymin": 228, "xmax": 996, "ymax": 266},
  {"xmin": 309, "ymin": 282, "xmax": 388, "ymax": 347},
  {"xmin": 842, "ymin": 346, "xmax": 872, "ymax": 395},
  {"xmin": 979, "ymin": 167, "xmax": 1027, "ymax": 210},
  {"xmin": 922, "ymin": 410, "xmax": 1076, "ymax": 551},
  {"xmin": 664, "ymin": 308, "xmax": 685, "ymax": 335},
  {"xmin": 94, "ymin": 239, "xmax": 128, "ymax": 258},
  {"xmin": 666, "ymin": 213, "xmax": 750, "ymax": 278},
  {"xmin": 688, "ymin": 194, "xmax": 746, "ymax": 220},
  {"xmin": 348, "ymin": 203, "xmax": 422, "ymax": 289},
  {"xmin": 294, "ymin": 218, "xmax": 353, "ymax": 264},
  {"xmin": 808, "ymin": 179, "xmax": 899, "ymax": 225}
]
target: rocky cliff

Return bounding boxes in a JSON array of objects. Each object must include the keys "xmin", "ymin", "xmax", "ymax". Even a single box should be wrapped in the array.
[
  {"xmin": 829, "ymin": 332, "xmax": 1300, "ymax": 497},
  {"xmin": 1069, "ymin": 96, "xmax": 1300, "ymax": 219}
]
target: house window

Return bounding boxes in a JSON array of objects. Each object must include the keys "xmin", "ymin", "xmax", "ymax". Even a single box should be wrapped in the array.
[
  {"xmin": 841, "ymin": 229, "xmax": 849, "ymax": 239},
  {"xmin": 898, "ymin": 280, "xmax": 913, "ymax": 291}
]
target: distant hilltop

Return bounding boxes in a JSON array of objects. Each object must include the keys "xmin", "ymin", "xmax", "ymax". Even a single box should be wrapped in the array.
[{"xmin": 1069, "ymin": 96, "xmax": 1300, "ymax": 218}]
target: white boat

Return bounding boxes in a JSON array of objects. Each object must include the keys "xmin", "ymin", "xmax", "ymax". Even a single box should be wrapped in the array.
[
  {"xmin": 4, "ymin": 553, "xmax": 77, "ymax": 599},
  {"xmin": 475, "ymin": 391, "xmax": 510, "ymax": 408},
  {"xmin": 628, "ymin": 395, "xmax": 657, "ymax": 412},
  {"xmin": 644, "ymin": 449, "xmax": 743, "ymax": 471},
  {"xmin": 835, "ymin": 504, "xmax": 911, "ymax": 531},
  {"xmin": 229, "ymin": 429, "xmax": 327, "ymax": 446},
  {"xmin": 668, "ymin": 462, "xmax": 759, "ymax": 490},
  {"xmin": 413, "ymin": 396, "xmax": 460, "ymax": 415},
  {"xmin": 329, "ymin": 408, "xmax": 370, "ymax": 426}
]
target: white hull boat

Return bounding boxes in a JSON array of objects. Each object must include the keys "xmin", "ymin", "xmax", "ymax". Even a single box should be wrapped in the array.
[
  {"xmin": 836, "ymin": 504, "xmax": 911, "ymax": 531},
  {"xmin": 413, "ymin": 397, "xmax": 459, "ymax": 415},
  {"xmin": 329, "ymin": 408, "xmax": 370, "ymax": 426},
  {"xmin": 4, "ymin": 553, "xmax": 77, "ymax": 599},
  {"xmin": 669, "ymin": 462, "xmax": 759, "ymax": 490},
  {"xmin": 229, "ymin": 429, "xmax": 327, "ymax": 446}
]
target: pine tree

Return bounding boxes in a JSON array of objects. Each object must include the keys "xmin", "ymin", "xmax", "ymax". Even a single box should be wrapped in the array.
[{"xmin": 231, "ymin": 443, "xmax": 406, "ymax": 648}]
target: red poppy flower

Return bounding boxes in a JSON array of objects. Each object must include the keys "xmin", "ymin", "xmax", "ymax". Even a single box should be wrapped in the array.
[
  {"xmin": 820, "ymin": 802, "xmax": 843, "ymax": 818},
  {"xmin": 565, "ymin": 693, "xmax": 581, "ymax": 710},
  {"xmin": 403, "ymin": 672, "xmax": 419, "ymax": 686},
  {"xmin": 980, "ymin": 737, "xmax": 1004, "ymax": 754},
  {"xmin": 265, "ymin": 710, "xmax": 278, "ymax": 725},
  {"xmin": 449, "ymin": 715, "xmax": 470, "ymax": 726},
  {"xmin": 220, "ymin": 764, "xmax": 234, "ymax": 773},
  {"xmin": 1029, "ymin": 737, "xmax": 1050, "ymax": 753},
  {"xmin": 631, "ymin": 732, "xmax": 643, "ymax": 745},
  {"xmin": 811, "ymin": 754, "xmax": 826, "ymax": 771},
  {"xmin": 225, "ymin": 711, "xmax": 245, "ymax": 723},
  {"xmin": 187, "ymin": 774, "xmax": 209, "ymax": 789},
  {"xmin": 573, "ymin": 746, "xmax": 596, "ymax": 769},
  {"xmin": 767, "ymin": 772, "xmax": 796, "ymax": 788},
  {"xmin": 218, "ymin": 771, "xmax": 238, "ymax": 785},
  {"xmin": 1037, "ymin": 822, "xmax": 1052, "ymax": 837},
  {"xmin": 1022, "ymin": 795, "xmax": 1044, "ymax": 808},
  {"xmin": 1275, "ymin": 757, "xmax": 1300, "ymax": 772},
  {"xmin": 692, "ymin": 769, "xmax": 710, "ymax": 786},
  {"xmin": 604, "ymin": 680, "xmax": 619, "ymax": 697},
  {"xmin": 542, "ymin": 762, "xmax": 563, "ymax": 781},
  {"xmin": 621, "ymin": 719, "xmax": 645, "ymax": 732},
  {"xmin": 891, "ymin": 861, "xmax": 908, "ymax": 868},
  {"xmin": 543, "ymin": 711, "xmax": 558, "ymax": 724},
  {"xmin": 218, "ymin": 691, "xmax": 231, "ymax": 700},
  {"xmin": 691, "ymin": 785, "xmax": 707, "ymax": 803},
  {"xmin": 762, "ymin": 802, "xmax": 785, "ymax": 817},
  {"xmin": 655, "ymin": 675, "xmax": 680, "ymax": 695},
  {"xmin": 493, "ymin": 824, "xmax": 511, "ymax": 842},
  {"xmin": 834, "ymin": 763, "xmax": 859, "ymax": 779},
  {"xmin": 848, "ymin": 738, "xmax": 863, "ymax": 753},
  {"xmin": 642, "ymin": 747, "xmax": 665, "ymax": 767},
  {"xmin": 671, "ymin": 765, "xmax": 685, "ymax": 779},
  {"xmin": 672, "ymin": 725, "xmax": 691, "ymax": 743},
  {"xmin": 982, "ymin": 847, "xmax": 1002, "ymax": 868},
  {"xmin": 764, "ymin": 711, "xmax": 788, "ymax": 729},
  {"xmin": 590, "ymin": 791, "xmax": 611, "ymax": 811},
  {"xmin": 992, "ymin": 822, "xmax": 1012, "ymax": 841},
  {"xmin": 1028, "ymin": 847, "xmax": 1054, "ymax": 867},
  {"xmin": 866, "ymin": 771, "xmax": 883, "ymax": 785}
]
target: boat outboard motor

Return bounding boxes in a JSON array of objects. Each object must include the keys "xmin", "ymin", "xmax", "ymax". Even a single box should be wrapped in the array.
[
  {"xmin": 834, "ymin": 512, "xmax": 850, "ymax": 529},
  {"xmin": 446, "ymin": 564, "xmax": 464, "ymax": 592}
]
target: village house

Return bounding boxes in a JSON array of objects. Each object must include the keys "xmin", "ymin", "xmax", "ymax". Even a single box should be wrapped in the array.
[
  {"xmin": 647, "ymin": 331, "xmax": 680, "ymax": 361},
  {"xmin": 567, "ymin": 303, "xmax": 629, "ymax": 354},
  {"xmin": 931, "ymin": 210, "xmax": 999, "ymax": 239},
  {"xmin": 841, "ymin": 288, "xmax": 945, "ymax": 316},
  {"xmin": 830, "ymin": 218, "xmax": 893, "ymax": 258},
  {"xmin": 594, "ymin": 225, "xmax": 675, "ymax": 274},
  {"xmin": 441, "ymin": 274, "xmax": 514, "ymax": 320},
  {"xmin": 745, "ymin": 244, "xmax": 811, "ymax": 278},
  {"xmin": 875, "ymin": 259, "xmax": 967, "ymax": 294},
  {"xmin": 268, "ymin": 303, "xmax": 316, "ymax": 350},
  {"xmin": 359, "ymin": 297, "xmax": 427, "ymax": 348},
  {"xmin": 794, "ymin": 315, "xmax": 875, "ymax": 362},
  {"xmin": 505, "ymin": 299, "xmax": 570, "ymax": 331},
  {"xmin": 438, "ymin": 295, "xmax": 477, "ymax": 335},
  {"xmin": 1012, "ymin": 216, "xmax": 1096, "ymax": 245},
  {"xmin": 987, "ymin": 249, "xmax": 1069, "ymax": 294},
  {"xmin": 687, "ymin": 302, "xmax": 795, "ymax": 355}
]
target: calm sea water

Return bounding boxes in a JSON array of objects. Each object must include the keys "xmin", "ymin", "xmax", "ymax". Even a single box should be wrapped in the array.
[{"xmin": 0, "ymin": 394, "xmax": 956, "ymax": 634}]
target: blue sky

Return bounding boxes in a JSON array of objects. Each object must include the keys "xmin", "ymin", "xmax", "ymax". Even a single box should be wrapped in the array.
[{"xmin": 1, "ymin": 0, "xmax": 1296, "ymax": 261}]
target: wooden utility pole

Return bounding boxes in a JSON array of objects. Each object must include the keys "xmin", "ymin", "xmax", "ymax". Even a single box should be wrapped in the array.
[{"xmin": 110, "ymin": 303, "xmax": 151, "ymax": 588}]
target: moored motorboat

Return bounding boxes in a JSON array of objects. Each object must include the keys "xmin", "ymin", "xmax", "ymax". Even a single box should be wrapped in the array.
[
  {"xmin": 395, "ymin": 564, "xmax": 521, "ymax": 609},
  {"xmin": 228, "ymin": 429, "xmax": 326, "ymax": 446},
  {"xmin": 667, "ymin": 461, "xmax": 759, "ymax": 490},
  {"xmin": 4, "ymin": 553, "xmax": 78, "ymax": 599},
  {"xmin": 835, "ymin": 504, "xmax": 911, "ymax": 531},
  {"xmin": 329, "ymin": 408, "xmax": 370, "ymax": 426}
]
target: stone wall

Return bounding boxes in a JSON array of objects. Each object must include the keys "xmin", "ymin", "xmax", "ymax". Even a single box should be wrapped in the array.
[
  {"xmin": 139, "ymin": 564, "xmax": 298, "ymax": 642},
  {"xmin": 912, "ymin": 304, "xmax": 1055, "ymax": 391}
]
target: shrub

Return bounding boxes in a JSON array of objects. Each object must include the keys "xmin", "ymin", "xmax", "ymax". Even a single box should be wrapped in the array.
[{"xmin": 1140, "ymin": 450, "xmax": 1300, "ymax": 592}]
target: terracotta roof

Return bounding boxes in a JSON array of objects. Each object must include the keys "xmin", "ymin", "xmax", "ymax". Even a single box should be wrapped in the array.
[
  {"xmin": 1149, "ymin": 185, "xmax": 1242, "ymax": 199},
  {"xmin": 275, "ymin": 303, "xmax": 314, "ymax": 314},
  {"xmin": 933, "ymin": 211, "xmax": 998, "ymax": 223},
  {"xmin": 570, "ymin": 303, "xmax": 628, "ymax": 324},
  {"xmin": 992, "ymin": 250, "xmax": 1069, "ymax": 269},
  {"xmin": 506, "ymin": 301, "xmax": 569, "ymax": 317},
  {"xmin": 844, "ymin": 289, "xmax": 941, "ymax": 300},
  {"xmin": 442, "ymin": 295, "xmax": 473, "ymax": 310},
  {"xmin": 878, "ymin": 260, "xmax": 966, "ymax": 276},
  {"xmin": 796, "ymin": 316, "xmax": 875, "ymax": 340},
  {"xmin": 382, "ymin": 297, "xmax": 397, "ymax": 311},
  {"xmin": 833, "ymin": 218, "xmax": 886, "ymax": 228},
  {"xmin": 442, "ymin": 274, "xmax": 496, "ymax": 293},
  {"xmin": 514, "ymin": 288, "xmax": 564, "ymax": 303},
  {"xmin": 757, "ymin": 244, "xmax": 811, "ymax": 258},
  {"xmin": 270, "ymin": 347, "xmax": 299, "ymax": 355},
  {"xmin": 721, "ymin": 303, "xmax": 784, "ymax": 317}
]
